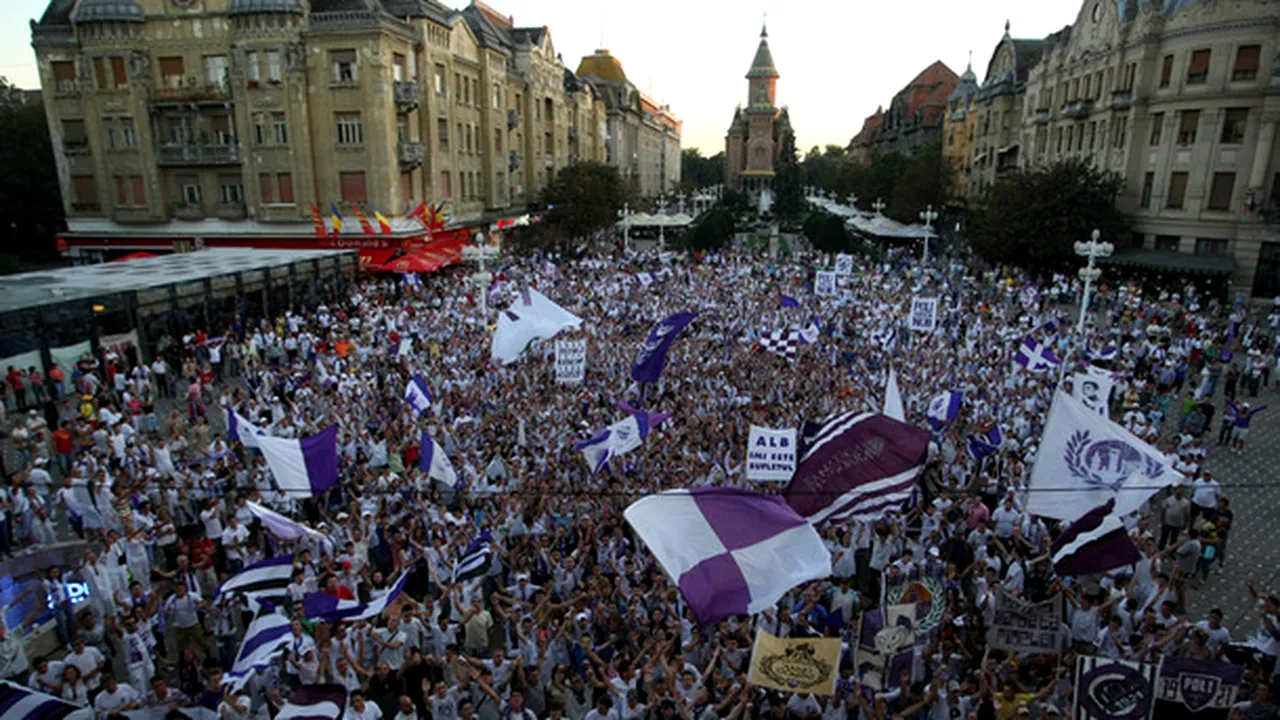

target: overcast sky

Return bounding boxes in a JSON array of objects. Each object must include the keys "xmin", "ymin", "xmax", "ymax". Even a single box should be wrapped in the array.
[{"xmin": 3, "ymin": 0, "xmax": 1081, "ymax": 155}]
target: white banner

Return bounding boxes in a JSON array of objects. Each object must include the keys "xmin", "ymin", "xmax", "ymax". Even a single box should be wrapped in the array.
[
  {"xmin": 555, "ymin": 339, "xmax": 586, "ymax": 385},
  {"xmin": 746, "ymin": 425, "xmax": 798, "ymax": 482},
  {"xmin": 99, "ymin": 330, "xmax": 140, "ymax": 360},
  {"xmin": 814, "ymin": 271, "xmax": 837, "ymax": 297},
  {"xmin": 50, "ymin": 341, "xmax": 91, "ymax": 374},
  {"xmin": 835, "ymin": 254, "xmax": 854, "ymax": 276},
  {"xmin": 1071, "ymin": 372, "xmax": 1113, "ymax": 417},
  {"xmin": 908, "ymin": 297, "xmax": 938, "ymax": 332}
]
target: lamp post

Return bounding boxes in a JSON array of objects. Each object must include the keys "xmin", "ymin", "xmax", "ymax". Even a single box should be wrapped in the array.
[
  {"xmin": 461, "ymin": 231, "xmax": 499, "ymax": 316},
  {"xmin": 872, "ymin": 197, "xmax": 886, "ymax": 216},
  {"xmin": 656, "ymin": 195, "xmax": 668, "ymax": 251},
  {"xmin": 1074, "ymin": 228, "xmax": 1113, "ymax": 331},
  {"xmin": 617, "ymin": 202, "xmax": 631, "ymax": 252},
  {"xmin": 919, "ymin": 204, "xmax": 938, "ymax": 264}
]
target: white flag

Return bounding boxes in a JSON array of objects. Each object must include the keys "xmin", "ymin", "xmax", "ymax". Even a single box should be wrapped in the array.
[
  {"xmin": 883, "ymin": 368, "xmax": 905, "ymax": 422},
  {"xmin": 1070, "ymin": 372, "xmax": 1114, "ymax": 417},
  {"xmin": 1025, "ymin": 391, "xmax": 1181, "ymax": 520}
]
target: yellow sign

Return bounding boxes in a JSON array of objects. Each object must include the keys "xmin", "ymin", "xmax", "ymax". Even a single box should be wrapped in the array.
[{"xmin": 748, "ymin": 630, "xmax": 841, "ymax": 695}]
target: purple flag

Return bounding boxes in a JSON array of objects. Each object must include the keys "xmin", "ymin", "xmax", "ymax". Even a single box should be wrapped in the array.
[
  {"xmin": 631, "ymin": 311, "xmax": 699, "ymax": 383},
  {"xmin": 1154, "ymin": 656, "xmax": 1242, "ymax": 719},
  {"xmin": 781, "ymin": 295, "xmax": 800, "ymax": 308},
  {"xmin": 278, "ymin": 684, "xmax": 348, "ymax": 720},
  {"xmin": 255, "ymin": 425, "xmax": 340, "ymax": 496},
  {"xmin": 786, "ymin": 413, "xmax": 930, "ymax": 526},
  {"xmin": 1051, "ymin": 499, "xmax": 1141, "ymax": 576},
  {"xmin": 854, "ymin": 604, "xmax": 920, "ymax": 690}
]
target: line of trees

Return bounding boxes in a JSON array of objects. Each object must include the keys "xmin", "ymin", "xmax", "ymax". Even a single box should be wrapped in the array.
[{"xmin": 0, "ymin": 77, "xmax": 65, "ymax": 274}]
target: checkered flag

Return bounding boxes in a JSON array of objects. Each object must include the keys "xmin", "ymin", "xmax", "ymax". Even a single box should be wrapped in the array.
[{"xmin": 759, "ymin": 330, "xmax": 801, "ymax": 359}]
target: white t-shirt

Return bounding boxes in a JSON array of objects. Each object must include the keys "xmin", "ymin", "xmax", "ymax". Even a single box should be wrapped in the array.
[
  {"xmin": 94, "ymin": 683, "xmax": 141, "ymax": 712},
  {"xmin": 65, "ymin": 646, "xmax": 106, "ymax": 689},
  {"xmin": 345, "ymin": 703, "xmax": 385, "ymax": 720},
  {"xmin": 221, "ymin": 524, "xmax": 250, "ymax": 561}
]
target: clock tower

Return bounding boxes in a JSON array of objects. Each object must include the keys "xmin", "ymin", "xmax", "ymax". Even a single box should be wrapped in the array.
[{"xmin": 725, "ymin": 23, "xmax": 793, "ymax": 198}]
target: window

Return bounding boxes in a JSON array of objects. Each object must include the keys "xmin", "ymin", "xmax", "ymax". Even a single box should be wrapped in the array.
[
  {"xmin": 454, "ymin": 73, "xmax": 461, "ymax": 101},
  {"xmin": 396, "ymin": 117, "xmax": 408, "ymax": 143},
  {"xmin": 466, "ymin": 125, "xmax": 473, "ymax": 153},
  {"xmin": 434, "ymin": 65, "xmax": 446, "ymax": 95},
  {"xmin": 272, "ymin": 113, "xmax": 288, "ymax": 144},
  {"xmin": 93, "ymin": 57, "xmax": 107, "ymax": 89},
  {"xmin": 1233, "ymin": 45, "xmax": 1260, "ymax": 81},
  {"xmin": 1076, "ymin": 123, "xmax": 1085, "ymax": 152},
  {"xmin": 1207, "ymin": 172, "xmax": 1235, "ymax": 211},
  {"xmin": 1113, "ymin": 115, "xmax": 1127, "ymax": 149},
  {"xmin": 247, "ymin": 51, "xmax": 260, "ymax": 83},
  {"xmin": 456, "ymin": 123, "xmax": 462, "ymax": 150},
  {"xmin": 1253, "ymin": 242, "xmax": 1280, "ymax": 298},
  {"xmin": 212, "ymin": 115, "xmax": 233, "ymax": 145},
  {"xmin": 52, "ymin": 61, "xmax": 76, "ymax": 94},
  {"xmin": 339, "ymin": 171, "xmax": 367, "ymax": 203},
  {"xmin": 1221, "ymin": 108, "xmax": 1248, "ymax": 144},
  {"xmin": 1149, "ymin": 113, "xmax": 1164, "ymax": 145},
  {"xmin": 464, "ymin": 77, "xmax": 471, "ymax": 105},
  {"xmin": 1166, "ymin": 172, "xmax": 1188, "ymax": 209},
  {"xmin": 1140, "ymin": 172, "xmax": 1154, "ymax": 208},
  {"xmin": 393, "ymin": 53, "xmax": 407, "ymax": 82},
  {"xmin": 1186, "ymin": 49, "xmax": 1210, "ymax": 85},
  {"xmin": 179, "ymin": 178, "xmax": 202, "ymax": 204},
  {"xmin": 266, "ymin": 50, "xmax": 282, "ymax": 83},
  {"xmin": 204, "ymin": 55, "xmax": 229, "ymax": 89},
  {"xmin": 437, "ymin": 118, "xmax": 449, "ymax": 150},
  {"xmin": 1160, "ymin": 54, "xmax": 1173, "ymax": 88},
  {"xmin": 1196, "ymin": 238, "xmax": 1228, "ymax": 256},
  {"xmin": 493, "ymin": 84, "xmax": 500, "ymax": 109},
  {"xmin": 254, "ymin": 114, "xmax": 268, "ymax": 145},
  {"xmin": 72, "ymin": 175, "xmax": 97, "ymax": 208},
  {"xmin": 1071, "ymin": 78, "xmax": 1080, "ymax": 101},
  {"xmin": 104, "ymin": 119, "xmax": 115, "ymax": 149},
  {"xmin": 1083, "ymin": 76, "xmax": 1090, "ymax": 99},
  {"xmin": 1177, "ymin": 110, "xmax": 1199, "ymax": 146},
  {"xmin": 335, "ymin": 113, "xmax": 363, "ymax": 145},
  {"xmin": 330, "ymin": 50, "xmax": 357, "ymax": 84},
  {"xmin": 259, "ymin": 173, "xmax": 273, "ymax": 204},
  {"xmin": 1088, "ymin": 122, "xmax": 1097, "ymax": 150},
  {"xmin": 62, "ymin": 119, "xmax": 88, "ymax": 149},
  {"xmin": 159, "ymin": 57, "xmax": 185, "ymax": 89},
  {"xmin": 219, "ymin": 176, "xmax": 244, "ymax": 204},
  {"xmin": 111, "ymin": 57, "xmax": 127, "ymax": 88},
  {"xmin": 120, "ymin": 117, "xmax": 136, "ymax": 148},
  {"xmin": 440, "ymin": 170, "xmax": 451, "ymax": 198},
  {"xmin": 1055, "ymin": 127, "xmax": 1063, "ymax": 154},
  {"xmin": 114, "ymin": 175, "xmax": 145, "ymax": 206},
  {"xmin": 1155, "ymin": 235, "xmax": 1180, "ymax": 252},
  {"xmin": 278, "ymin": 173, "xmax": 293, "ymax": 204},
  {"xmin": 494, "ymin": 129, "xmax": 501, "ymax": 153}
]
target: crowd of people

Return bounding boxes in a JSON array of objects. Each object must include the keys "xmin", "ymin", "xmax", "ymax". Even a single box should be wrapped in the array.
[{"xmin": 1, "ymin": 240, "xmax": 1279, "ymax": 720}]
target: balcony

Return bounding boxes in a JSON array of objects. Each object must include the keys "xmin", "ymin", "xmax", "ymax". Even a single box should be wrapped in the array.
[
  {"xmin": 215, "ymin": 202, "xmax": 246, "ymax": 220},
  {"xmin": 1062, "ymin": 99, "xmax": 1093, "ymax": 118},
  {"xmin": 155, "ymin": 143, "xmax": 242, "ymax": 166},
  {"xmin": 114, "ymin": 207, "xmax": 153, "ymax": 223},
  {"xmin": 394, "ymin": 81, "xmax": 420, "ymax": 113},
  {"xmin": 63, "ymin": 138, "xmax": 90, "ymax": 155},
  {"xmin": 568, "ymin": 126, "xmax": 578, "ymax": 140},
  {"xmin": 507, "ymin": 109, "xmax": 520, "ymax": 130},
  {"xmin": 172, "ymin": 203, "xmax": 204, "ymax": 220},
  {"xmin": 398, "ymin": 140, "xmax": 425, "ymax": 168},
  {"xmin": 508, "ymin": 150, "xmax": 522, "ymax": 171},
  {"xmin": 1033, "ymin": 108, "xmax": 1051, "ymax": 124},
  {"xmin": 149, "ymin": 83, "xmax": 233, "ymax": 107},
  {"xmin": 1110, "ymin": 90, "xmax": 1132, "ymax": 110}
]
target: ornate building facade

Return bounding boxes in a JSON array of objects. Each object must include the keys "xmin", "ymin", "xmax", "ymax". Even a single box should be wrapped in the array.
[
  {"xmin": 29, "ymin": 0, "xmax": 672, "ymax": 252},
  {"xmin": 725, "ymin": 24, "xmax": 794, "ymax": 196},
  {"xmin": 847, "ymin": 61, "xmax": 958, "ymax": 163}
]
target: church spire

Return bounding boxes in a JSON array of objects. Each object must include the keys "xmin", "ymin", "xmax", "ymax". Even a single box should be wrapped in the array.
[{"xmin": 747, "ymin": 20, "xmax": 779, "ymax": 79}]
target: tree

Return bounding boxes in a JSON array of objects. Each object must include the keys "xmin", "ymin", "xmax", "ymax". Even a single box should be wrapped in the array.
[
  {"xmin": 686, "ymin": 208, "xmax": 736, "ymax": 251},
  {"xmin": 968, "ymin": 159, "xmax": 1127, "ymax": 271},
  {"xmin": 0, "ymin": 77, "xmax": 64, "ymax": 271},
  {"xmin": 680, "ymin": 149, "xmax": 725, "ymax": 192},
  {"xmin": 539, "ymin": 162, "xmax": 633, "ymax": 249},
  {"xmin": 771, "ymin": 131, "xmax": 805, "ymax": 222}
]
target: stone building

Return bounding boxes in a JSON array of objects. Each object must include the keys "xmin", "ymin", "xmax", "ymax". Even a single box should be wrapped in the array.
[
  {"xmin": 28, "ymin": 0, "xmax": 639, "ymax": 252},
  {"xmin": 724, "ymin": 24, "xmax": 795, "ymax": 198},
  {"xmin": 1017, "ymin": 0, "xmax": 1279, "ymax": 294},
  {"xmin": 575, "ymin": 48, "xmax": 682, "ymax": 199},
  {"xmin": 848, "ymin": 61, "xmax": 958, "ymax": 161},
  {"xmin": 943, "ymin": 60, "xmax": 979, "ymax": 195}
]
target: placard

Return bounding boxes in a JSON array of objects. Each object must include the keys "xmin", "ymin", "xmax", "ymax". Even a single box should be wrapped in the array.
[
  {"xmin": 814, "ymin": 271, "xmax": 837, "ymax": 297},
  {"xmin": 908, "ymin": 297, "xmax": 938, "ymax": 332},
  {"xmin": 554, "ymin": 339, "xmax": 586, "ymax": 385},
  {"xmin": 747, "ymin": 425, "xmax": 797, "ymax": 482},
  {"xmin": 835, "ymin": 254, "xmax": 854, "ymax": 276},
  {"xmin": 987, "ymin": 590, "xmax": 1062, "ymax": 655}
]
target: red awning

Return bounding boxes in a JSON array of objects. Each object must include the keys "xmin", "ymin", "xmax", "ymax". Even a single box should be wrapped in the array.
[
  {"xmin": 358, "ymin": 248, "xmax": 399, "ymax": 268},
  {"xmin": 370, "ymin": 237, "xmax": 468, "ymax": 273},
  {"xmin": 110, "ymin": 251, "xmax": 159, "ymax": 262}
]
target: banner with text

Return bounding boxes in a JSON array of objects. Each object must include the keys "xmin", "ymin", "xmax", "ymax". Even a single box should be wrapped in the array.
[
  {"xmin": 815, "ymin": 271, "xmax": 837, "ymax": 297},
  {"xmin": 749, "ymin": 629, "xmax": 841, "ymax": 695},
  {"xmin": 1073, "ymin": 655, "xmax": 1156, "ymax": 720},
  {"xmin": 987, "ymin": 589, "xmax": 1063, "ymax": 655},
  {"xmin": 909, "ymin": 297, "xmax": 938, "ymax": 332},
  {"xmin": 747, "ymin": 425, "xmax": 798, "ymax": 482},
  {"xmin": 1153, "ymin": 656, "xmax": 1242, "ymax": 720},
  {"xmin": 555, "ymin": 339, "xmax": 587, "ymax": 385}
]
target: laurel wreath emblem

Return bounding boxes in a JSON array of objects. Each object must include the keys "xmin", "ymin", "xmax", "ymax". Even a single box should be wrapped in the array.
[
  {"xmin": 1064, "ymin": 430, "xmax": 1093, "ymax": 483},
  {"xmin": 759, "ymin": 643, "xmax": 833, "ymax": 690}
]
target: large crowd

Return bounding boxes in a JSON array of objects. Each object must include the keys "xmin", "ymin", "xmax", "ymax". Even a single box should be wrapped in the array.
[{"xmin": 1, "ymin": 240, "xmax": 1279, "ymax": 720}]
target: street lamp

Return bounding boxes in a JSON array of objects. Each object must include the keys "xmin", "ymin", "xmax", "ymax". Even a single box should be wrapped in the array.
[
  {"xmin": 656, "ymin": 195, "xmax": 668, "ymax": 251},
  {"xmin": 919, "ymin": 205, "xmax": 938, "ymax": 264},
  {"xmin": 1074, "ymin": 228, "xmax": 1113, "ymax": 331},
  {"xmin": 872, "ymin": 198, "xmax": 886, "ymax": 216},
  {"xmin": 461, "ymin": 231, "xmax": 500, "ymax": 316},
  {"xmin": 617, "ymin": 202, "xmax": 631, "ymax": 252}
]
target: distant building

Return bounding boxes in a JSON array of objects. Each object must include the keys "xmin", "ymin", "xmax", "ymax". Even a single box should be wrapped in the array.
[
  {"xmin": 724, "ymin": 24, "xmax": 795, "ymax": 198},
  {"xmin": 849, "ymin": 62, "xmax": 958, "ymax": 161}
]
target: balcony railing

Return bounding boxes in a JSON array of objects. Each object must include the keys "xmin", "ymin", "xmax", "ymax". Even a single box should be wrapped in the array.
[
  {"xmin": 172, "ymin": 203, "xmax": 205, "ymax": 220},
  {"xmin": 394, "ymin": 81, "xmax": 420, "ymax": 113},
  {"xmin": 508, "ymin": 150, "xmax": 522, "ymax": 171},
  {"xmin": 215, "ymin": 202, "xmax": 246, "ymax": 220},
  {"xmin": 1110, "ymin": 90, "xmax": 1132, "ymax": 110},
  {"xmin": 63, "ymin": 138, "xmax": 91, "ymax": 154},
  {"xmin": 1033, "ymin": 108, "xmax": 1051, "ymax": 124},
  {"xmin": 568, "ymin": 126, "xmax": 578, "ymax": 140},
  {"xmin": 507, "ymin": 109, "xmax": 520, "ymax": 130},
  {"xmin": 155, "ymin": 143, "xmax": 242, "ymax": 166},
  {"xmin": 398, "ymin": 140, "xmax": 425, "ymax": 168},
  {"xmin": 1061, "ymin": 99, "xmax": 1093, "ymax": 118},
  {"xmin": 150, "ymin": 84, "xmax": 232, "ymax": 106}
]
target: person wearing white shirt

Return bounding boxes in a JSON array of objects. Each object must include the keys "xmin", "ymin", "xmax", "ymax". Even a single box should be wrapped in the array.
[
  {"xmin": 346, "ymin": 691, "xmax": 384, "ymax": 720},
  {"xmin": 64, "ymin": 638, "xmax": 106, "ymax": 691},
  {"xmin": 220, "ymin": 516, "xmax": 250, "ymax": 572},
  {"xmin": 93, "ymin": 676, "xmax": 142, "ymax": 714},
  {"xmin": 1194, "ymin": 609, "xmax": 1231, "ymax": 657}
]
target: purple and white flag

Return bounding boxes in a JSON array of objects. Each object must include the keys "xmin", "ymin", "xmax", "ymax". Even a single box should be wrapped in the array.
[
  {"xmin": 1087, "ymin": 345, "xmax": 1119, "ymax": 362},
  {"xmin": 302, "ymin": 568, "xmax": 411, "ymax": 623},
  {"xmin": 224, "ymin": 606, "xmax": 294, "ymax": 692},
  {"xmin": 575, "ymin": 400, "xmax": 671, "ymax": 475},
  {"xmin": 854, "ymin": 604, "xmax": 920, "ymax": 690},
  {"xmin": 246, "ymin": 501, "xmax": 334, "ymax": 553},
  {"xmin": 780, "ymin": 294, "xmax": 801, "ymax": 309},
  {"xmin": 925, "ymin": 390, "xmax": 963, "ymax": 430},
  {"xmin": 1154, "ymin": 656, "xmax": 1242, "ymax": 720},
  {"xmin": 226, "ymin": 408, "xmax": 267, "ymax": 449},
  {"xmin": 404, "ymin": 372, "xmax": 434, "ymax": 415},
  {"xmin": 255, "ymin": 425, "xmax": 340, "ymax": 496},
  {"xmin": 491, "ymin": 288, "xmax": 583, "ymax": 365},
  {"xmin": 631, "ymin": 311, "xmax": 699, "ymax": 383},
  {"xmin": 0, "ymin": 681, "xmax": 88, "ymax": 720},
  {"xmin": 1073, "ymin": 655, "xmax": 1157, "ymax": 720},
  {"xmin": 419, "ymin": 429, "xmax": 458, "ymax": 488},
  {"xmin": 1051, "ymin": 499, "xmax": 1141, "ymax": 577},
  {"xmin": 785, "ymin": 413, "xmax": 930, "ymax": 526},
  {"xmin": 624, "ymin": 488, "xmax": 831, "ymax": 628},
  {"xmin": 276, "ymin": 684, "xmax": 347, "ymax": 720},
  {"xmin": 214, "ymin": 554, "xmax": 295, "ymax": 606},
  {"xmin": 1014, "ymin": 335, "xmax": 1061, "ymax": 371}
]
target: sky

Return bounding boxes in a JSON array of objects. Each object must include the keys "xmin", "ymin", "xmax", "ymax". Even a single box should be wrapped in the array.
[{"xmin": 2, "ymin": 0, "xmax": 1083, "ymax": 155}]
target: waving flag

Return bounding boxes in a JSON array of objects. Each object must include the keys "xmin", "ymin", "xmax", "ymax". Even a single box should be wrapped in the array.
[
  {"xmin": 255, "ymin": 426, "xmax": 340, "ymax": 496},
  {"xmin": 883, "ymin": 368, "xmax": 905, "ymax": 422},
  {"xmin": 224, "ymin": 605, "xmax": 293, "ymax": 692},
  {"xmin": 1051, "ymin": 499, "xmax": 1141, "ymax": 577},
  {"xmin": 454, "ymin": 530, "xmax": 493, "ymax": 583},
  {"xmin": 1087, "ymin": 345, "xmax": 1119, "ymax": 362},
  {"xmin": 329, "ymin": 204, "xmax": 344, "ymax": 235},
  {"xmin": 226, "ymin": 408, "xmax": 267, "ymax": 449},
  {"xmin": 925, "ymin": 390, "xmax": 963, "ymax": 430},
  {"xmin": 352, "ymin": 206, "xmax": 374, "ymax": 235},
  {"xmin": 303, "ymin": 568, "xmax": 411, "ymax": 622},
  {"xmin": 781, "ymin": 295, "xmax": 800, "ymax": 309},
  {"xmin": 624, "ymin": 488, "xmax": 831, "ymax": 628},
  {"xmin": 404, "ymin": 372, "xmax": 434, "ymax": 416},
  {"xmin": 798, "ymin": 318, "xmax": 821, "ymax": 345},
  {"xmin": 872, "ymin": 326, "xmax": 897, "ymax": 351},
  {"xmin": 966, "ymin": 425, "xmax": 1004, "ymax": 461},
  {"xmin": 0, "ymin": 682, "xmax": 88, "ymax": 720},
  {"xmin": 309, "ymin": 206, "xmax": 327, "ymax": 238},
  {"xmin": 1014, "ymin": 335, "xmax": 1060, "ymax": 371},
  {"xmin": 631, "ymin": 311, "xmax": 699, "ymax": 383},
  {"xmin": 276, "ymin": 685, "xmax": 347, "ymax": 720},
  {"xmin": 785, "ymin": 412, "xmax": 930, "ymax": 526},
  {"xmin": 575, "ymin": 400, "xmax": 671, "ymax": 474},
  {"xmin": 759, "ymin": 329, "xmax": 803, "ymax": 360},
  {"xmin": 370, "ymin": 206, "xmax": 392, "ymax": 235},
  {"xmin": 246, "ymin": 501, "xmax": 333, "ymax": 552},
  {"xmin": 419, "ymin": 429, "xmax": 458, "ymax": 488},
  {"xmin": 491, "ymin": 288, "xmax": 583, "ymax": 365},
  {"xmin": 636, "ymin": 272, "xmax": 655, "ymax": 287},
  {"xmin": 215, "ymin": 554, "xmax": 295, "ymax": 606}
]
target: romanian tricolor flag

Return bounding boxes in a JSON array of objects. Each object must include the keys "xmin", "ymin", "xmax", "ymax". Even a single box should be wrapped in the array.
[
  {"xmin": 329, "ymin": 204, "xmax": 344, "ymax": 235},
  {"xmin": 352, "ymin": 206, "xmax": 375, "ymax": 236},
  {"xmin": 371, "ymin": 205, "xmax": 393, "ymax": 235},
  {"xmin": 309, "ymin": 205, "xmax": 327, "ymax": 238}
]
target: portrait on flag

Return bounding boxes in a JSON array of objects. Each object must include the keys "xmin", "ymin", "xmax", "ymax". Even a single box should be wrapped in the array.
[
  {"xmin": 987, "ymin": 590, "xmax": 1062, "ymax": 655},
  {"xmin": 748, "ymin": 630, "xmax": 841, "ymax": 695},
  {"xmin": 1153, "ymin": 656, "xmax": 1242, "ymax": 720},
  {"xmin": 1073, "ymin": 655, "xmax": 1157, "ymax": 720},
  {"xmin": 909, "ymin": 297, "xmax": 938, "ymax": 332},
  {"xmin": 815, "ymin": 271, "xmax": 837, "ymax": 297},
  {"xmin": 746, "ymin": 426, "xmax": 797, "ymax": 482},
  {"xmin": 835, "ymin": 253, "xmax": 854, "ymax": 276},
  {"xmin": 1072, "ymin": 370, "xmax": 1114, "ymax": 416},
  {"xmin": 555, "ymin": 338, "xmax": 587, "ymax": 385}
]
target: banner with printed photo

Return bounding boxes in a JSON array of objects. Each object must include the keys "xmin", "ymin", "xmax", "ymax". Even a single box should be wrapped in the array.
[
  {"xmin": 835, "ymin": 254, "xmax": 854, "ymax": 276},
  {"xmin": 746, "ymin": 426, "xmax": 797, "ymax": 482},
  {"xmin": 987, "ymin": 589, "xmax": 1062, "ymax": 655},
  {"xmin": 1071, "ymin": 372, "xmax": 1114, "ymax": 417},
  {"xmin": 814, "ymin": 271, "xmax": 837, "ymax": 297},
  {"xmin": 908, "ymin": 297, "xmax": 938, "ymax": 332},
  {"xmin": 1073, "ymin": 655, "xmax": 1156, "ymax": 720},
  {"xmin": 1153, "ymin": 656, "xmax": 1242, "ymax": 720},
  {"xmin": 554, "ymin": 339, "xmax": 587, "ymax": 385},
  {"xmin": 748, "ymin": 629, "xmax": 841, "ymax": 695}
]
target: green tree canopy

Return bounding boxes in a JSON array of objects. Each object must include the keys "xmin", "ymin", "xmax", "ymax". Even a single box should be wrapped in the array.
[
  {"xmin": 686, "ymin": 208, "xmax": 736, "ymax": 251},
  {"xmin": 680, "ymin": 149, "xmax": 725, "ymax": 192},
  {"xmin": 968, "ymin": 159, "xmax": 1127, "ymax": 271},
  {"xmin": 0, "ymin": 77, "xmax": 64, "ymax": 270},
  {"xmin": 539, "ymin": 162, "xmax": 633, "ymax": 249}
]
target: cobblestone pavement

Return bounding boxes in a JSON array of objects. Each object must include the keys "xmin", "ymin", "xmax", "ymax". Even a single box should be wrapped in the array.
[{"xmin": 1185, "ymin": 381, "xmax": 1280, "ymax": 641}]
